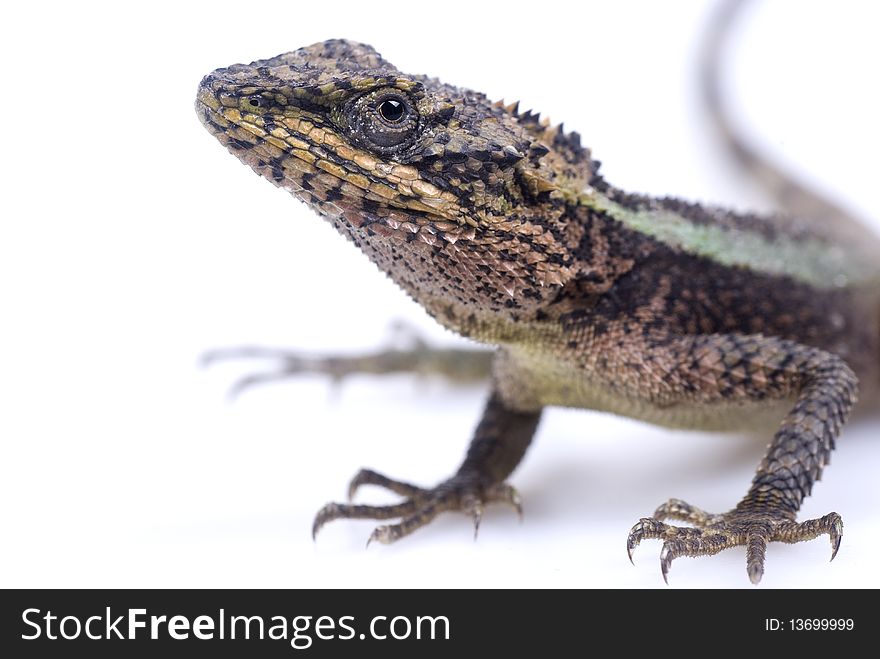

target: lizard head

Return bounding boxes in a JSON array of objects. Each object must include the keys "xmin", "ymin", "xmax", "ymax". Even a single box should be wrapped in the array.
[{"xmin": 197, "ymin": 40, "xmax": 597, "ymax": 330}]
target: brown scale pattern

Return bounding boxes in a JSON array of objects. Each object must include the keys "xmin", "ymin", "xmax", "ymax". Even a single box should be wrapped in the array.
[{"xmin": 197, "ymin": 39, "xmax": 880, "ymax": 584}]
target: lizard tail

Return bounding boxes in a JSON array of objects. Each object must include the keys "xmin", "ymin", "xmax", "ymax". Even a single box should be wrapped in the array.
[{"xmin": 700, "ymin": 0, "xmax": 876, "ymax": 245}]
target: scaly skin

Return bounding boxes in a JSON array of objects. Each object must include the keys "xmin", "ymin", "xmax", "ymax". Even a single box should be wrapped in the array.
[{"xmin": 196, "ymin": 29, "xmax": 880, "ymax": 584}]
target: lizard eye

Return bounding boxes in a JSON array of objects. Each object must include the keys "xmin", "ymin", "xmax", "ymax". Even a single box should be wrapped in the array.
[
  {"xmin": 377, "ymin": 98, "xmax": 405, "ymax": 122},
  {"xmin": 344, "ymin": 88, "xmax": 419, "ymax": 153}
]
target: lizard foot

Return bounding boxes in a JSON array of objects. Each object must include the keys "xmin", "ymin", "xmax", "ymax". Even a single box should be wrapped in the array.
[
  {"xmin": 201, "ymin": 325, "xmax": 492, "ymax": 399},
  {"xmin": 626, "ymin": 498, "xmax": 842, "ymax": 584},
  {"xmin": 312, "ymin": 468, "xmax": 522, "ymax": 545}
]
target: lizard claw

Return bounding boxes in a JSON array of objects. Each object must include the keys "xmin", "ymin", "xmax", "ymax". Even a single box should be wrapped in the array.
[
  {"xmin": 626, "ymin": 517, "xmax": 665, "ymax": 564},
  {"xmin": 746, "ymin": 533, "xmax": 767, "ymax": 585},
  {"xmin": 627, "ymin": 498, "xmax": 844, "ymax": 584},
  {"xmin": 827, "ymin": 513, "xmax": 844, "ymax": 561},
  {"xmin": 659, "ymin": 541, "xmax": 676, "ymax": 585},
  {"xmin": 313, "ymin": 469, "xmax": 522, "ymax": 545},
  {"xmin": 461, "ymin": 493, "xmax": 484, "ymax": 540}
]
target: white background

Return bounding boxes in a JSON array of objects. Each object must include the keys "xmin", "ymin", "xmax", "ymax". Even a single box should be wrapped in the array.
[{"xmin": 1, "ymin": 0, "xmax": 878, "ymax": 589}]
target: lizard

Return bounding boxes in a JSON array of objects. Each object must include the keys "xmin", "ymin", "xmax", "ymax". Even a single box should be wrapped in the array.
[{"xmin": 195, "ymin": 2, "xmax": 880, "ymax": 584}]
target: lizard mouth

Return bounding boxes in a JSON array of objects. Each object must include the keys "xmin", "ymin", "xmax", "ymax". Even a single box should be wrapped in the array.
[
  {"xmin": 195, "ymin": 80, "xmax": 480, "ymax": 249},
  {"xmin": 195, "ymin": 91, "xmax": 476, "ymax": 247}
]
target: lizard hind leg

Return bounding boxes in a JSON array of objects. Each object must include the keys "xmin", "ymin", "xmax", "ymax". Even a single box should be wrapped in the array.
[{"xmin": 312, "ymin": 392, "xmax": 541, "ymax": 545}]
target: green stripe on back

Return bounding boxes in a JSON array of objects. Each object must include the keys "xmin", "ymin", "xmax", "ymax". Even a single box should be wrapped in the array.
[{"xmin": 589, "ymin": 195, "xmax": 879, "ymax": 289}]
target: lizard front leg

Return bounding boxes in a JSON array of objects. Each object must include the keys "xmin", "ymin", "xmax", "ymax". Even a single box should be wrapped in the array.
[
  {"xmin": 626, "ymin": 334, "xmax": 858, "ymax": 584},
  {"xmin": 202, "ymin": 322, "xmax": 493, "ymax": 397},
  {"xmin": 312, "ymin": 391, "xmax": 541, "ymax": 544}
]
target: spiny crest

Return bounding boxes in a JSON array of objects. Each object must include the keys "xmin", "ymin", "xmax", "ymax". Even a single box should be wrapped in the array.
[{"xmin": 494, "ymin": 99, "xmax": 600, "ymax": 194}]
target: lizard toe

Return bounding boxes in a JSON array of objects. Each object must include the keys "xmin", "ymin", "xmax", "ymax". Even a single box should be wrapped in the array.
[
  {"xmin": 313, "ymin": 469, "xmax": 523, "ymax": 545},
  {"xmin": 627, "ymin": 498, "xmax": 843, "ymax": 584}
]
